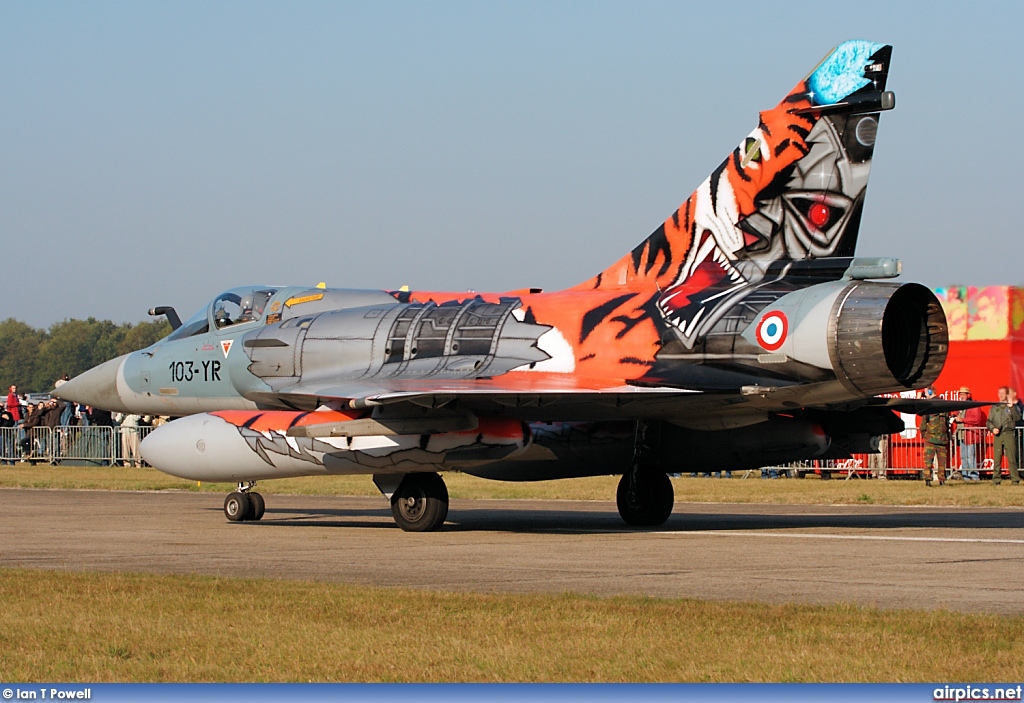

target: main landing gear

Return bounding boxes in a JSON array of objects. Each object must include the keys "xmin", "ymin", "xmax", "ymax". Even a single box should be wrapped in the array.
[
  {"xmin": 616, "ymin": 471, "xmax": 673, "ymax": 527},
  {"xmin": 224, "ymin": 482, "xmax": 266, "ymax": 522},
  {"xmin": 374, "ymin": 472, "xmax": 449, "ymax": 532},
  {"xmin": 616, "ymin": 420, "xmax": 674, "ymax": 527}
]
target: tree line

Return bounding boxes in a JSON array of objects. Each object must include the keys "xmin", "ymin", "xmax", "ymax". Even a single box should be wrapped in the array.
[{"xmin": 0, "ymin": 317, "xmax": 171, "ymax": 394}]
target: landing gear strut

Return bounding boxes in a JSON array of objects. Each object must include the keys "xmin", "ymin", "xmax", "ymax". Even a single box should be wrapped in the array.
[
  {"xmin": 224, "ymin": 482, "xmax": 265, "ymax": 522},
  {"xmin": 616, "ymin": 420, "xmax": 674, "ymax": 527},
  {"xmin": 375, "ymin": 472, "xmax": 449, "ymax": 532}
]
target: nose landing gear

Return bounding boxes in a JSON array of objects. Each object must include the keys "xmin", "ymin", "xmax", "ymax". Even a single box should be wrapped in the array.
[{"xmin": 224, "ymin": 482, "xmax": 266, "ymax": 522}]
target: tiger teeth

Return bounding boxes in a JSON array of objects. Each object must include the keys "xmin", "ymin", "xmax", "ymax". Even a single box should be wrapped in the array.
[
  {"xmin": 674, "ymin": 240, "xmax": 749, "ymax": 290},
  {"xmin": 678, "ymin": 236, "xmax": 714, "ymax": 282},
  {"xmin": 684, "ymin": 306, "xmax": 706, "ymax": 336}
]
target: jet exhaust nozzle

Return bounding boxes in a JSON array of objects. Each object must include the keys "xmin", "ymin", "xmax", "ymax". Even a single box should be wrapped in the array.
[{"xmin": 829, "ymin": 282, "xmax": 947, "ymax": 395}]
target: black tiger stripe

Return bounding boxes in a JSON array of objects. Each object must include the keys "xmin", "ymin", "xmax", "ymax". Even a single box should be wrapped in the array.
[
  {"xmin": 731, "ymin": 148, "xmax": 752, "ymax": 182},
  {"xmin": 619, "ymin": 357, "xmax": 653, "ymax": 366},
  {"xmin": 709, "ymin": 159, "xmax": 728, "ymax": 213},
  {"xmin": 287, "ymin": 412, "xmax": 311, "ymax": 429},
  {"xmin": 630, "ymin": 239, "xmax": 646, "ymax": 273},
  {"xmin": 643, "ymin": 224, "xmax": 672, "ymax": 276},
  {"xmin": 242, "ymin": 413, "xmax": 267, "ymax": 429},
  {"xmin": 788, "ymin": 123, "xmax": 810, "ymax": 140},
  {"xmin": 580, "ymin": 293, "xmax": 638, "ymax": 344},
  {"xmin": 610, "ymin": 293, "xmax": 662, "ymax": 340}
]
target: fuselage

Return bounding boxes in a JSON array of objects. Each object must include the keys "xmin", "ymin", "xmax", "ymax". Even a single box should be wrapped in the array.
[{"xmin": 57, "ymin": 260, "xmax": 946, "ymax": 425}]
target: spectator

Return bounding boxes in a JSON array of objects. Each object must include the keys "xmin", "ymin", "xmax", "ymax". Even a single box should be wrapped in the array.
[
  {"xmin": 1010, "ymin": 388, "xmax": 1024, "ymax": 466},
  {"xmin": 41, "ymin": 399, "xmax": 65, "ymax": 427},
  {"xmin": 54, "ymin": 376, "xmax": 74, "ymax": 426},
  {"xmin": 20, "ymin": 403, "xmax": 44, "ymax": 457},
  {"xmin": 86, "ymin": 406, "xmax": 113, "ymax": 427},
  {"xmin": 986, "ymin": 386, "xmax": 1021, "ymax": 485},
  {"xmin": 83, "ymin": 406, "xmax": 114, "ymax": 466},
  {"xmin": 6, "ymin": 386, "xmax": 21, "ymax": 423},
  {"xmin": 918, "ymin": 386, "xmax": 950, "ymax": 486},
  {"xmin": 120, "ymin": 413, "xmax": 142, "ymax": 467},
  {"xmin": 0, "ymin": 403, "xmax": 14, "ymax": 464},
  {"xmin": 956, "ymin": 387, "xmax": 986, "ymax": 481},
  {"xmin": 39, "ymin": 399, "xmax": 66, "ymax": 458},
  {"xmin": 1011, "ymin": 388, "xmax": 1024, "ymax": 417}
]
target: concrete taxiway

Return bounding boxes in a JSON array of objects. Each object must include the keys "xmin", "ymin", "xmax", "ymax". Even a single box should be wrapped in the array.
[{"xmin": 2, "ymin": 488, "xmax": 1023, "ymax": 614}]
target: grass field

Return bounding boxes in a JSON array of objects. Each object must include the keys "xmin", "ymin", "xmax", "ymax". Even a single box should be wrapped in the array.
[
  {"xmin": 1, "ymin": 568, "xmax": 1022, "ymax": 682},
  {"xmin": 1, "ymin": 463, "xmax": 1023, "ymax": 507},
  {"xmin": 2, "ymin": 467, "xmax": 1023, "ymax": 682}
]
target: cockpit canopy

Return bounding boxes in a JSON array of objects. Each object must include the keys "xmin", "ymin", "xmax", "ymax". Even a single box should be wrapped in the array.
[
  {"xmin": 212, "ymin": 288, "xmax": 276, "ymax": 328},
  {"xmin": 166, "ymin": 286, "xmax": 279, "ymax": 341}
]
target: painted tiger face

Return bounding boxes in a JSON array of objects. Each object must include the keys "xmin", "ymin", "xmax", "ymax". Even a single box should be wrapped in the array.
[
  {"xmin": 657, "ymin": 95, "xmax": 816, "ymax": 343},
  {"xmin": 658, "ymin": 107, "xmax": 876, "ymax": 348}
]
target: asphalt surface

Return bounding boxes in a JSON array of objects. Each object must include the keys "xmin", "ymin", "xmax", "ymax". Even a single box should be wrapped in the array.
[{"xmin": 2, "ymin": 488, "xmax": 1024, "ymax": 614}]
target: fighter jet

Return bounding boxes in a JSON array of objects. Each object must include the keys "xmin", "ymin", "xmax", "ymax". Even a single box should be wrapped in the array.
[{"xmin": 57, "ymin": 40, "xmax": 973, "ymax": 531}]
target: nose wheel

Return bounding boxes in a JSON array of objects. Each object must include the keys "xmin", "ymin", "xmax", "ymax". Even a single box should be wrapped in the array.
[{"xmin": 224, "ymin": 482, "xmax": 265, "ymax": 522}]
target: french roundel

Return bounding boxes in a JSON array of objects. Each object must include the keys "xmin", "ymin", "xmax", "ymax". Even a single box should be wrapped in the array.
[{"xmin": 755, "ymin": 311, "xmax": 788, "ymax": 351}]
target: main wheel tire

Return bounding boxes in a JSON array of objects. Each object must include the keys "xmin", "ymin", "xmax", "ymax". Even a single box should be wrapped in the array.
[
  {"xmin": 390, "ymin": 473, "xmax": 449, "ymax": 532},
  {"xmin": 249, "ymin": 492, "xmax": 266, "ymax": 521},
  {"xmin": 224, "ymin": 492, "xmax": 252, "ymax": 522},
  {"xmin": 617, "ymin": 471, "xmax": 674, "ymax": 527}
]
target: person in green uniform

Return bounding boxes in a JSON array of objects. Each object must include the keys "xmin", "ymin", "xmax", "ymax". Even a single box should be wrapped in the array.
[
  {"xmin": 986, "ymin": 386, "xmax": 1022, "ymax": 485},
  {"xmin": 919, "ymin": 387, "xmax": 950, "ymax": 486}
]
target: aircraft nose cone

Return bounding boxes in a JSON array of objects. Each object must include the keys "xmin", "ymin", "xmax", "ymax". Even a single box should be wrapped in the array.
[{"xmin": 53, "ymin": 354, "xmax": 130, "ymax": 413}]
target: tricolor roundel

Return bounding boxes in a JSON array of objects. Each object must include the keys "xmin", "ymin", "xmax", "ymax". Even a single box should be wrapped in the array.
[{"xmin": 755, "ymin": 311, "xmax": 788, "ymax": 351}]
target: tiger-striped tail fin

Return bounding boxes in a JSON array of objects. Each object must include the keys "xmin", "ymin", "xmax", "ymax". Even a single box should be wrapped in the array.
[{"xmin": 577, "ymin": 39, "xmax": 894, "ymax": 302}]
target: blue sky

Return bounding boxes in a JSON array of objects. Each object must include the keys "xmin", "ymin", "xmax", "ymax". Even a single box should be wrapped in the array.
[{"xmin": 2, "ymin": 1, "xmax": 1020, "ymax": 326}]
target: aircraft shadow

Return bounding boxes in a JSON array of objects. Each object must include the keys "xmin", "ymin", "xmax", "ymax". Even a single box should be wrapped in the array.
[
  {"xmin": 445, "ymin": 507, "xmax": 1024, "ymax": 534},
  {"xmin": 206, "ymin": 505, "xmax": 392, "ymax": 530},
  {"xmin": 212, "ymin": 504, "xmax": 1024, "ymax": 534},
  {"xmin": 662, "ymin": 509, "xmax": 1024, "ymax": 533}
]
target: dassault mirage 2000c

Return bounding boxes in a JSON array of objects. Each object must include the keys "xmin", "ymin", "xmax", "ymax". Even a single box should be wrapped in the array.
[{"xmin": 57, "ymin": 40, "xmax": 975, "ymax": 531}]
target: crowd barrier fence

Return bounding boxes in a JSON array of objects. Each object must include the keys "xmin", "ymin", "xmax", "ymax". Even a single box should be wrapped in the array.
[
  {"xmin": 2, "ymin": 424, "xmax": 1022, "ymax": 478},
  {"xmin": 0, "ymin": 425, "xmax": 155, "ymax": 466},
  {"xmin": 770, "ymin": 426, "xmax": 1024, "ymax": 480}
]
